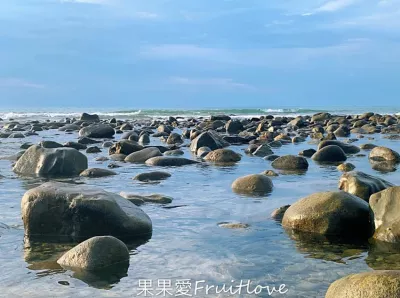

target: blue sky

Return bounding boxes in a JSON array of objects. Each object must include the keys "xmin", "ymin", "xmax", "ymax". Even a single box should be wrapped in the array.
[{"xmin": 0, "ymin": 0, "xmax": 399, "ymax": 109}]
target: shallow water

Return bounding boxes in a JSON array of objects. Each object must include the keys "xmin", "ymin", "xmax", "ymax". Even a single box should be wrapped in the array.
[{"xmin": 0, "ymin": 122, "xmax": 400, "ymax": 298}]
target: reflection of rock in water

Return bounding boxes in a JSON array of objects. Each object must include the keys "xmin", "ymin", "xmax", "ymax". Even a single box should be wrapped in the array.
[
  {"xmin": 366, "ymin": 240, "xmax": 400, "ymax": 270},
  {"xmin": 68, "ymin": 263, "xmax": 129, "ymax": 289},
  {"xmin": 370, "ymin": 159, "xmax": 398, "ymax": 173},
  {"xmin": 284, "ymin": 228, "xmax": 368, "ymax": 264}
]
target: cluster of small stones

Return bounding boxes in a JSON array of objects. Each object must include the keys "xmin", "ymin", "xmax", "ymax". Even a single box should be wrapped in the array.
[{"xmin": 1, "ymin": 111, "xmax": 400, "ymax": 294}]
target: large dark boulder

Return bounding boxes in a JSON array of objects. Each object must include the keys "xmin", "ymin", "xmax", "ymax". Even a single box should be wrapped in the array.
[
  {"xmin": 312, "ymin": 145, "xmax": 347, "ymax": 163},
  {"xmin": 190, "ymin": 130, "xmax": 229, "ymax": 153},
  {"xmin": 79, "ymin": 124, "xmax": 115, "ymax": 138},
  {"xmin": 271, "ymin": 155, "xmax": 309, "ymax": 171},
  {"xmin": 13, "ymin": 145, "xmax": 87, "ymax": 177},
  {"xmin": 318, "ymin": 140, "xmax": 360, "ymax": 154},
  {"xmin": 21, "ymin": 182, "xmax": 152, "ymax": 242}
]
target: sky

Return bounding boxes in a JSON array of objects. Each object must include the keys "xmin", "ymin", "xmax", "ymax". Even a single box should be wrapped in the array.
[{"xmin": 0, "ymin": 0, "xmax": 400, "ymax": 109}]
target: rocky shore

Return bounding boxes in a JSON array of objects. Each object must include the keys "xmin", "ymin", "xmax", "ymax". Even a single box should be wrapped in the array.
[{"xmin": 1, "ymin": 111, "xmax": 400, "ymax": 297}]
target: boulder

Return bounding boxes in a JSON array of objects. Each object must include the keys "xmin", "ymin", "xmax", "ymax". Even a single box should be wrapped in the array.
[
  {"xmin": 40, "ymin": 140, "xmax": 63, "ymax": 148},
  {"xmin": 369, "ymin": 146, "xmax": 400, "ymax": 162},
  {"xmin": 231, "ymin": 174, "xmax": 273, "ymax": 196},
  {"xmin": 139, "ymin": 133, "xmax": 150, "ymax": 144},
  {"xmin": 197, "ymin": 147, "xmax": 211, "ymax": 158},
  {"xmin": 21, "ymin": 182, "xmax": 152, "ymax": 242},
  {"xmin": 204, "ymin": 149, "xmax": 241, "ymax": 163},
  {"xmin": 271, "ymin": 155, "xmax": 309, "ymax": 171},
  {"xmin": 225, "ymin": 120, "xmax": 244, "ymax": 134},
  {"xmin": 13, "ymin": 145, "xmax": 87, "ymax": 177},
  {"xmin": 299, "ymin": 149, "xmax": 316, "ymax": 158},
  {"xmin": 326, "ymin": 271, "xmax": 400, "ymax": 298},
  {"xmin": 318, "ymin": 140, "xmax": 360, "ymax": 154},
  {"xmin": 57, "ymin": 236, "xmax": 129, "ymax": 271},
  {"xmin": 109, "ymin": 140, "xmax": 143, "ymax": 155},
  {"xmin": 145, "ymin": 157, "xmax": 199, "ymax": 167},
  {"xmin": 80, "ymin": 168, "xmax": 117, "ymax": 178},
  {"xmin": 253, "ymin": 144, "xmax": 273, "ymax": 157},
  {"xmin": 86, "ymin": 146, "xmax": 101, "ymax": 154},
  {"xmin": 312, "ymin": 145, "xmax": 347, "ymax": 163},
  {"xmin": 190, "ymin": 130, "xmax": 229, "ymax": 152},
  {"xmin": 133, "ymin": 171, "xmax": 171, "ymax": 182},
  {"xmin": 80, "ymin": 113, "xmax": 100, "ymax": 122},
  {"xmin": 79, "ymin": 124, "xmax": 115, "ymax": 138},
  {"xmin": 370, "ymin": 187, "xmax": 400, "ymax": 243},
  {"xmin": 339, "ymin": 171, "xmax": 393, "ymax": 201},
  {"xmin": 121, "ymin": 131, "xmax": 139, "ymax": 141},
  {"xmin": 271, "ymin": 205, "xmax": 290, "ymax": 221},
  {"xmin": 64, "ymin": 141, "xmax": 87, "ymax": 150},
  {"xmin": 282, "ymin": 191, "xmax": 372, "ymax": 238},
  {"xmin": 360, "ymin": 143, "xmax": 377, "ymax": 150},
  {"xmin": 166, "ymin": 133, "xmax": 183, "ymax": 144},
  {"xmin": 125, "ymin": 147, "xmax": 162, "ymax": 163}
]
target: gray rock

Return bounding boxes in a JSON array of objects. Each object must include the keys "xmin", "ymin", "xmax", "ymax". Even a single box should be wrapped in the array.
[
  {"xmin": 225, "ymin": 120, "xmax": 244, "ymax": 134},
  {"xmin": 166, "ymin": 133, "xmax": 183, "ymax": 144},
  {"xmin": 338, "ymin": 171, "xmax": 393, "ymax": 201},
  {"xmin": 312, "ymin": 145, "xmax": 347, "ymax": 163},
  {"xmin": 271, "ymin": 205, "xmax": 290, "ymax": 221},
  {"xmin": 13, "ymin": 145, "xmax": 87, "ymax": 177},
  {"xmin": 109, "ymin": 154, "xmax": 127, "ymax": 161},
  {"xmin": 109, "ymin": 140, "xmax": 143, "ymax": 155},
  {"xmin": 40, "ymin": 141, "xmax": 63, "ymax": 148},
  {"xmin": 64, "ymin": 141, "xmax": 87, "ymax": 150},
  {"xmin": 197, "ymin": 147, "xmax": 211, "ymax": 158},
  {"xmin": 253, "ymin": 144, "xmax": 273, "ymax": 157},
  {"xmin": 299, "ymin": 149, "xmax": 316, "ymax": 158},
  {"xmin": 120, "ymin": 192, "xmax": 173, "ymax": 204},
  {"xmin": 86, "ymin": 146, "xmax": 101, "ymax": 154},
  {"xmin": 282, "ymin": 191, "xmax": 372, "ymax": 238},
  {"xmin": 80, "ymin": 113, "xmax": 100, "ymax": 122},
  {"xmin": 163, "ymin": 149, "xmax": 184, "ymax": 156},
  {"xmin": 190, "ymin": 130, "xmax": 229, "ymax": 152},
  {"xmin": 231, "ymin": 174, "xmax": 273, "ymax": 196},
  {"xmin": 318, "ymin": 140, "xmax": 360, "ymax": 154},
  {"xmin": 80, "ymin": 168, "xmax": 117, "ymax": 178},
  {"xmin": 21, "ymin": 182, "xmax": 152, "ymax": 242},
  {"xmin": 133, "ymin": 171, "xmax": 171, "ymax": 182},
  {"xmin": 79, "ymin": 124, "xmax": 115, "ymax": 138},
  {"xmin": 271, "ymin": 155, "xmax": 309, "ymax": 171},
  {"xmin": 57, "ymin": 236, "xmax": 129, "ymax": 271},
  {"xmin": 370, "ymin": 187, "xmax": 400, "ymax": 243},
  {"xmin": 204, "ymin": 149, "xmax": 241, "ymax": 163},
  {"xmin": 145, "ymin": 157, "xmax": 199, "ymax": 167},
  {"xmin": 125, "ymin": 147, "xmax": 162, "ymax": 163}
]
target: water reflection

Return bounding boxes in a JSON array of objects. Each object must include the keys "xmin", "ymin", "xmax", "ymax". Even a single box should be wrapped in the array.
[
  {"xmin": 284, "ymin": 228, "xmax": 368, "ymax": 264},
  {"xmin": 366, "ymin": 240, "xmax": 400, "ymax": 270}
]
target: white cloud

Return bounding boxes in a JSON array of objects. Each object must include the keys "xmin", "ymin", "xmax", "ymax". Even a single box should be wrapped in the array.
[
  {"xmin": 302, "ymin": 0, "xmax": 359, "ymax": 15},
  {"xmin": 135, "ymin": 12, "xmax": 159, "ymax": 19},
  {"xmin": 0, "ymin": 78, "xmax": 46, "ymax": 89},
  {"xmin": 169, "ymin": 77, "xmax": 257, "ymax": 91},
  {"xmin": 60, "ymin": 0, "xmax": 111, "ymax": 4}
]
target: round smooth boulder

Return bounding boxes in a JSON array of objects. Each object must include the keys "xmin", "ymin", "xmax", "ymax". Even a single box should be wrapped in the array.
[
  {"xmin": 13, "ymin": 145, "xmax": 88, "ymax": 177},
  {"xmin": 145, "ymin": 156, "xmax": 199, "ymax": 167},
  {"xmin": 339, "ymin": 171, "xmax": 393, "ymax": 202},
  {"xmin": 57, "ymin": 236, "xmax": 129, "ymax": 271},
  {"xmin": 109, "ymin": 140, "xmax": 143, "ymax": 155},
  {"xmin": 326, "ymin": 271, "xmax": 400, "ymax": 298},
  {"xmin": 80, "ymin": 168, "xmax": 117, "ymax": 178},
  {"xmin": 271, "ymin": 155, "xmax": 309, "ymax": 171},
  {"xmin": 133, "ymin": 171, "xmax": 171, "ymax": 182},
  {"xmin": 337, "ymin": 163, "xmax": 355, "ymax": 172},
  {"xmin": 369, "ymin": 146, "xmax": 400, "ymax": 162},
  {"xmin": 312, "ymin": 145, "xmax": 347, "ymax": 163},
  {"xmin": 318, "ymin": 140, "xmax": 360, "ymax": 154},
  {"xmin": 231, "ymin": 174, "xmax": 273, "ymax": 196},
  {"xmin": 282, "ymin": 191, "xmax": 372, "ymax": 238},
  {"xmin": 190, "ymin": 130, "xmax": 229, "ymax": 152},
  {"xmin": 204, "ymin": 149, "xmax": 241, "ymax": 163},
  {"xmin": 21, "ymin": 182, "xmax": 152, "ymax": 242},
  {"xmin": 79, "ymin": 124, "xmax": 115, "ymax": 138},
  {"xmin": 125, "ymin": 147, "xmax": 162, "ymax": 163}
]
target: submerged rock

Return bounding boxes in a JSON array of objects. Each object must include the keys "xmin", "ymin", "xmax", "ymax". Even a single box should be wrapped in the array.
[
  {"xmin": 21, "ymin": 182, "xmax": 152, "ymax": 242},
  {"xmin": 231, "ymin": 174, "xmax": 273, "ymax": 196},
  {"xmin": 337, "ymin": 163, "xmax": 356, "ymax": 172},
  {"xmin": 133, "ymin": 171, "xmax": 171, "ymax": 182},
  {"xmin": 13, "ymin": 145, "xmax": 88, "ymax": 177},
  {"xmin": 120, "ymin": 192, "xmax": 173, "ymax": 204},
  {"xmin": 80, "ymin": 168, "xmax": 117, "ymax": 178},
  {"xmin": 218, "ymin": 222, "xmax": 249, "ymax": 229},
  {"xmin": 145, "ymin": 156, "xmax": 199, "ymax": 167},
  {"xmin": 318, "ymin": 140, "xmax": 360, "ymax": 154},
  {"xmin": 271, "ymin": 205, "xmax": 290, "ymax": 221},
  {"xmin": 338, "ymin": 171, "xmax": 393, "ymax": 201},
  {"xmin": 57, "ymin": 236, "xmax": 129, "ymax": 271}
]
